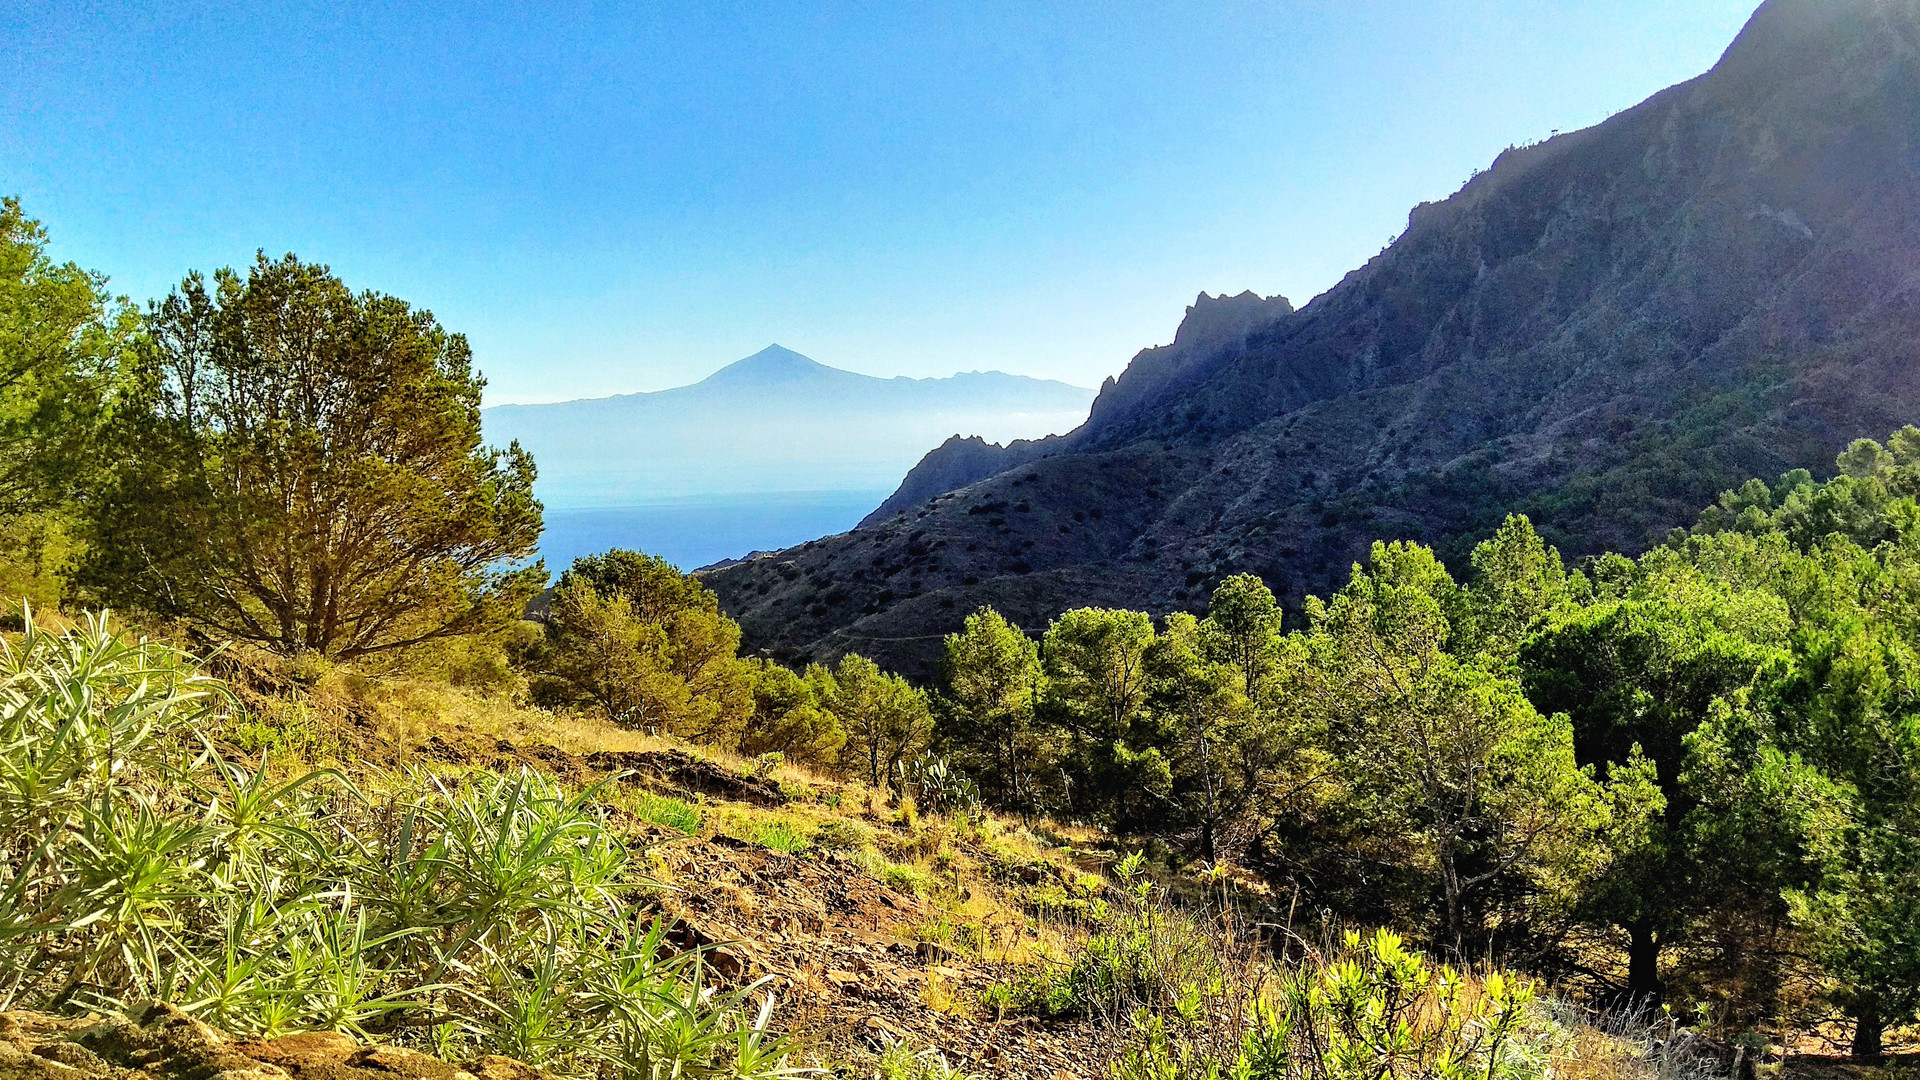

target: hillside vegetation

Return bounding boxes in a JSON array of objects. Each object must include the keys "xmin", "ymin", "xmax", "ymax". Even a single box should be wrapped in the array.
[
  {"xmin": 0, "ymin": 192, "xmax": 1689, "ymax": 1080},
  {"xmin": 5, "ymin": 4, "xmax": 1920, "ymax": 1071},
  {"xmin": 0, "ymin": 610, "xmax": 1740, "ymax": 1080}
]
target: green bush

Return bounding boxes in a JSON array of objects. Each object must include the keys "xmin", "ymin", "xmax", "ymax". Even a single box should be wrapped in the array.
[
  {"xmin": 1110, "ymin": 928, "xmax": 1544, "ymax": 1080},
  {"xmin": 988, "ymin": 851, "xmax": 1548, "ymax": 1080},
  {"xmin": 907, "ymin": 916, "xmax": 986, "ymax": 956},
  {"xmin": 624, "ymin": 788, "xmax": 704, "ymax": 835},
  {"xmin": 223, "ymin": 699, "xmax": 338, "ymax": 759},
  {"xmin": 988, "ymin": 853, "xmax": 1212, "ymax": 1021},
  {"xmin": 881, "ymin": 862, "xmax": 933, "ymax": 896}
]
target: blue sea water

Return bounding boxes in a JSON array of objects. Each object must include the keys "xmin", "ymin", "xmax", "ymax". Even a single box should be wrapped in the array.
[{"xmin": 536, "ymin": 491, "xmax": 890, "ymax": 574}]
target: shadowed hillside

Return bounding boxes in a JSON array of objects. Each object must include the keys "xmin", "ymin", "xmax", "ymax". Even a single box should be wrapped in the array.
[{"xmin": 705, "ymin": 0, "xmax": 1920, "ymax": 678}]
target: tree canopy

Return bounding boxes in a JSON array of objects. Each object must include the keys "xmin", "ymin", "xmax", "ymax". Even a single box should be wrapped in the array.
[
  {"xmin": 78, "ymin": 254, "xmax": 543, "ymax": 659},
  {"xmin": 533, "ymin": 549, "xmax": 750, "ymax": 741}
]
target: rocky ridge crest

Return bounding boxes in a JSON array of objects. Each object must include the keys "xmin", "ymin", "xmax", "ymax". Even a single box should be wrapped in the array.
[{"xmin": 705, "ymin": 0, "xmax": 1920, "ymax": 678}]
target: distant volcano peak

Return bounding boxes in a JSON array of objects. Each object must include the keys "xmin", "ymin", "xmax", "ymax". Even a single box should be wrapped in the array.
[{"xmin": 701, "ymin": 345, "xmax": 835, "ymax": 386}]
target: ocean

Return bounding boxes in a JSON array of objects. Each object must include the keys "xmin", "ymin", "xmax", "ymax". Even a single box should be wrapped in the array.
[{"xmin": 535, "ymin": 491, "xmax": 890, "ymax": 574}]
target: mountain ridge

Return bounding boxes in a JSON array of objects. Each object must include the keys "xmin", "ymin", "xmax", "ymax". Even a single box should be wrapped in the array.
[
  {"xmin": 856, "ymin": 290, "xmax": 1302, "ymax": 527},
  {"xmin": 701, "ymin": 0, "xmax": 1920, "ymax": 679},
  {"xmin": 490, "ymin": 344, "xmax": 1091, "ymax": 410},
  {"xmin": 482, "ymin": 347, "xmax": 1094, "ymax": 507}
]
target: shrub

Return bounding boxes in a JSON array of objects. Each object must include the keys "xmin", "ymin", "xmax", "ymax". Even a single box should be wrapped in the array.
[
  {"xmin": 857, "ymin": 857, "xmax": 933, "ymax": 898},
  {"xmin": 624, "ymin": 788, "xmax": 704, "ymax": 835},
  {"xmin": 0, "ymin": 613, "xmax": 802, "ymax": 1080},
  {"xmin": 884, "ymin": 863, "xmax": 931, "ymax": 895},
  {"xmin": 906, "ymin": 916, "xmax": 987, "ymax": 957},
  {"xmin": 1108, "ymin": 928, "xmax": 1544, "ymax": 1080},
  {"xmin": 989, "ymin": 851, "xmax": 1550, "ymax": 1080},
  {"xmin": 989, "ymin": 853, "xmax": 1212, "ymax": 1021},
  {"xmin": 532, "ymin": 551, "xmax": 752, "ymax": 744}
]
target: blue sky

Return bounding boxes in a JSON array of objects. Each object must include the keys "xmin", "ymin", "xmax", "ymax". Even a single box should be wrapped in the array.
[{"xmin": 4, "ymin": 1, "xmax": 1760, "ymax": 404}]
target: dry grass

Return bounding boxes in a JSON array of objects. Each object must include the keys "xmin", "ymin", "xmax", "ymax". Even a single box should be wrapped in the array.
[
  {"xmin": 1553, "ymin": 1022, "xmax": 1655, "ymax": 1080},
  {"xmin": 920, "ymin": 967, "xmax": 967, "ymax": 1015},
  {"xmin": 156, "ymin": 646, "xmax": 1118, "ymax": 1047},
  {"xmin": 360, "ymin": 678, "xmax": 665, "ymax": 755}
]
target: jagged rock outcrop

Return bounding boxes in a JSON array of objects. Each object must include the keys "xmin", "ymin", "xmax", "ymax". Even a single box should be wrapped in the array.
[
  {"xmin": 705, "ymin": 0, "xmax": 1920, "ymax": 678},
  {"xmin": 858, "ymin": 435, "xmax": 1052, "ymax": 527},
  {"xmin": 1080, "ymin": 290, "xmax": 1295, "ymax": 436},
  {"xmin": 860, "ymin": 291, "xmax": 1296, "ymax": 529}
]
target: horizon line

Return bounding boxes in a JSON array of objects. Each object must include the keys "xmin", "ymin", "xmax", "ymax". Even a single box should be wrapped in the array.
[{"xmin": 482, "ymin": 345, "xmax": 1097, "ymax": 408}]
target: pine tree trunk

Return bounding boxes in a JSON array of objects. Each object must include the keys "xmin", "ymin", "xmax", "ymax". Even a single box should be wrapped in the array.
[
  {"xmin": 1625, "ymin": 922, "xmax": 1662, "ymax": 1004},
  {"xmin": 1440, "ymin": 852, "xmax": 1465, "ymax": 957},
  {"xmin": 1851, "ymin": 1004, "xmax": 1884, "ymax": 1063},
  {"xmin": 1198, "ymin": 729, "xmax": 1217, "ymax": 864}
]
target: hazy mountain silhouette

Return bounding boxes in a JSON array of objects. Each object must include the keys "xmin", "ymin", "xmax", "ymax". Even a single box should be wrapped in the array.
[
  {"xmin": 482, "ymin": 346, "xmax": 1093, "ymax": 507},
  {"xmin": 704, "ymin": 0, "xmax": 1920, "ymax": 678}
]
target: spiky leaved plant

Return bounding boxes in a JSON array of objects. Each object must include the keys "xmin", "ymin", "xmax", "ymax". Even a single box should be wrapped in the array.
[{"xmin": 0, "ymin": 610, "xmax": 811, "ymax": 1079}]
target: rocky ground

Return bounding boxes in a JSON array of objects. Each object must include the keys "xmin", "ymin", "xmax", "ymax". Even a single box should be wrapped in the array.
[
  {"xmin": 401, "ymin": 730, "xmax": 1117, "ymax": 1078},
  {"xmin": 0, "ymin": 1003, "xmax": 553, "ymax": 1080},
  {"xmin": 653, "ymin": 836, "xmax": 1107, "ymax": 1077}
]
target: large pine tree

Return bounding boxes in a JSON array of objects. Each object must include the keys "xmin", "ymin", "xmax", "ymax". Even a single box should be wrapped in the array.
[{"xmin": 80, "ymin": 254, "xmax": 543, "ymax": 659}]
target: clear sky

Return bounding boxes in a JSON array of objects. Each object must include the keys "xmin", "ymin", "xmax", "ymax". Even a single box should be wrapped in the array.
[{"xmin": 3, "ymin": 1, "xmax": 1762, "ymax": 404}]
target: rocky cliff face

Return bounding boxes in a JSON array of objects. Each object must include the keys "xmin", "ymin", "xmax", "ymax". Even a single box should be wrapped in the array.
[
  {"xmin": 859, "ymin": 290, "xmax": 1296, "ymax": 529},
  {"xmin": 705, "ymin": 0, "xmax": 1920, "ymax": 679}
]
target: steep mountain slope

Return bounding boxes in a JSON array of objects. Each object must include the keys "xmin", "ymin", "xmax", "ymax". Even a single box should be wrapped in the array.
[
  {"xmin": 704, "ymin": 0, "xmax": 1920, "ymax": 678},
  {"xmin": 858, "ymin": 290, "xmax": 1296, "ymax": 527},
  {"xmin": 483, "ymin": 346, "xmax": 1093, "ymax": 506}
]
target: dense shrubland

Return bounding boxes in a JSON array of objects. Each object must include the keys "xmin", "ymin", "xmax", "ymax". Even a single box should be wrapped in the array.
[
  {"xmin": 935, "ymin": 436, "xmax": 1920, "ymax": 1060},
  {"xmin": 937, "ymin": 522, "xmax": 1643, "ymax": 964},
  {"xmin": 0, "ymin": 193, "xmax": 1915, "ymax": 1067}
]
